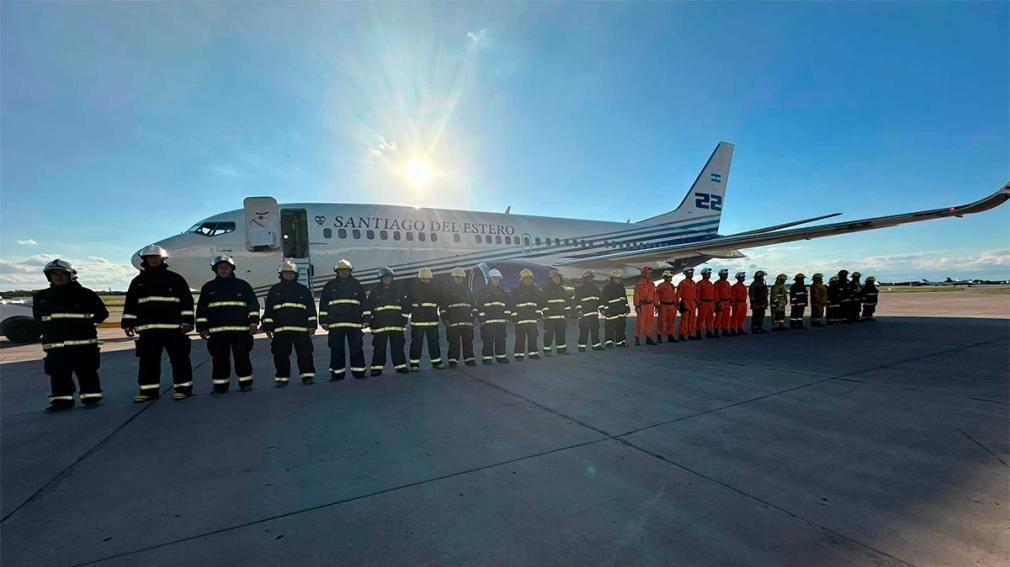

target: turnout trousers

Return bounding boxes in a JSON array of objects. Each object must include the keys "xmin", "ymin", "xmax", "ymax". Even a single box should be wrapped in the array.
[
  {"xmin": 543, "ymin": 319, "xmax": 568, "ymax": 353},
  {"xmin": 635, "ymin": 305, "xmax": 655, "ymax": 339},
  {"xmin": 136, "ymin": 329, "xmax": 192, "ymax": 396},
  {"xmin": 604, "ymin": 316, "xmax": 627, "ymax": 347},
  {"xmin": 207, "ymin": 331, "xmax": 253, "ymax": 391},
  {"xmin": 731, "ymin": 302, "xmax": 748, "ymax": 331},
  {"xmin": 577, "ymin": 315, "xmax": 601, "ymax": 350},
  {"xmin": 716, "ymin": 301, "xmax": 732, "ymax": 331},
  {"xmin": 658, "ymin": 304, "xmax": 677, "ymax": 337},
  {"xmin": 45, "ymin": 345, "xmax": 101, "ymax": 405},
  {"xmin": 861, "ymin": 304, "xmax": 877, "ymax": 320},
  {"xmin": 481, "ymin": 323, "xmax": 508, "ymax": 362},
  {"xmin": 446, "ymin": 324, "xmax": 475, "ymax": 365},
  {"xmin": 273, "ymin": 331, "xmax": 315, "ymax": 383},
  {"xmin": 327, "ymin": 327, "xmax": 365, "ymax": 378},
  {"xmin": 678, "ymin": 301, "xmax": 697, "ymax": 337},
  {"xmin": 751, "ymin": 308, "xmax": 767, "ymax": 332},
  {"xmin": 409, "ymin": 324, "xmax": 442, "ymax": 369},
  {"xmin": 371, "ymin": 331, "xmax": 407, "ymax": 373},
  {"xmin": 789, "ymin": 307, "xmax": 806, "ymax": 329},
  {"xmin": 514, "ymin": 322, "xmax": 539, "ymax": 359},
  {"xmin": 811, "ymin": 305, "xmax": 825, "ymax": 326}
]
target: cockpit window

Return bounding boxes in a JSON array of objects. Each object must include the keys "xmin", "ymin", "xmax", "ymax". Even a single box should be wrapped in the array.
[{"xmin": 187, "ymin": 221, "xmax": 236, "ymax": 237}]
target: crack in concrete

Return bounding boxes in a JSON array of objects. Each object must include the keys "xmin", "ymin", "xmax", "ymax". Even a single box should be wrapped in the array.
[{"xmin": 955, "ymin": 427, "xmax": 1008, "ymax": 467}]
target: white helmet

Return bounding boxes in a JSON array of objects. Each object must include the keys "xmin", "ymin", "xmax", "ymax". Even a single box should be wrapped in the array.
[
  {"xmin": 210, "ymin": 255, "xmax": 236, "ymax": 270},
  {"xmin": 278, "ymin": 260, "xmax": 298, "ymax": 273},
  {"xmin": 43, "ymin": 258, "xmax": 73, "ymax": 276},
  {"xmin": 735, "ymin": 271, "xmax": 747, "ymax": 279},
  {"xmin": 139, "ymin": 244, "xmax": 168, "ymax": 258},
  {"xmin": 335, "ymin": 258, "xmax": 352, "ymax": 271},
  {"xmin": 701, "ymin": 267, "xmax": 712, "ymax": 275},
  {"xmin": 488, "ymin": 268, "xmax": 503, "ymax": 279},
  {"xmin": 582, "ymin": 269, "xmax": 595, "ymax": 279},
  {"xmin": 418, "ymin": 267, "xmax": 433, "ymax": 280},
  {"xmin": 718, "ymin": 269, "xmax": 729, "ymax": 276},
  {"xmin": 451, "ymin": 267, "xmax": 466, "ymax": 278}
]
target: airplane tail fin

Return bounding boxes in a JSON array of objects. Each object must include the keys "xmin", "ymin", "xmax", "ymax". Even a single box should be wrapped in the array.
[{"xmin": 638, "ymin": 142, "xmax": 734, "ymax": 230}]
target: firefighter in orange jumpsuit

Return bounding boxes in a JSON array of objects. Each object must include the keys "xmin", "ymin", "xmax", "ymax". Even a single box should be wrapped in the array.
[
  {"xmin": 696, "ymin": 267, "xmax": 717, "ymax": 339},
  {"xmin": 714, "ymin": 268, "xmax": 733, "ymax": 338},
  {"xmin": 633, "ymin": 266, "xmax": 658, "ymax": 345},
  {"xmin": 655, "ymin": 270, "xmax": 679, "ymax": 343},
  {"xmin": 730, "ymin": 271, "xmax": 748, "ymax": 335},
  {"xmin": 676, "ymin": 267, "xmax": 698, "ymax": 341}
]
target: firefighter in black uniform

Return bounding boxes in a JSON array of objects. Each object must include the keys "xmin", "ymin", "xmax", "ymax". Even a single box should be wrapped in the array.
[
  {"xmin": 861, "ymin": 276, "xmax": 879, "ymax": 321},
  {"xmin": 34, "ymin": 259, "xmax": 109, "ymax": 409},
  {"xmin": 262, "ymin": 260, "xmax": 317, "ymax": 385},
  {"xmin": 748, "ymin": 270, "xmax": 768, "ymax": 334},
  {"xmin": 441, "ymin": 267, "xmax": 477, "ymax": 367},
  {"xmin": 788, "ymin": 273, "xmax": 808, "ymax": 329},
  {"xmin": 574, "ymin": 269, "xmax": 604, "ymax": 352},
  {"xmin": 541, "ymin": 269, "xmax": 572, "ymax": 355},
  {"xmin": 836, "ymin": 270, "xmax": 851, "ymax": 324},
  {"xmin": 511, "ymin": 268, "xmax": 543, "ymax": 360},
  {"xmin": 367, "ymin": 267, "xmax": 409, "ymax": 376},
  {"xmin": 601, "ymin": 269, "xmax": 629, "ymax": 347},
  {"xmin": 196, "ymin": 255, "xmax": 260, "ymax": 393},
  {"xmin": 826, "ymin": 275, "xmax": 843, "ymax": 325},
  {"xmin": 477, "ymin": 268, "xmax": 510, "ymax": 364},
  {"xmin": 848, "ymin": 271, "xmax": 864, "ymax": 323},
  {"xmin": 123, "ymin": 245, "xmax": 195, "ymax": 402},
  {"xmin": 407, "ymin": 267, "xmax": 443, "ymax": 371},
  {"xmin": 320, "ymin": 258, "xmax": 367, "ymax": 379}
]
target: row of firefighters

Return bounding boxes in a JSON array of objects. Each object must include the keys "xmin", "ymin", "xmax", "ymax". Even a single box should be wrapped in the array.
[{"xmin": 32, "ymin": 245, "xmax": 879, "ymax": 410}]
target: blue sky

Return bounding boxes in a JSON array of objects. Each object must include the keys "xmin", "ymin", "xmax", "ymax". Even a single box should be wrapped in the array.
[{"xmin": 2, "ymin": 2, "xmax": 1007, "ymax": 290}]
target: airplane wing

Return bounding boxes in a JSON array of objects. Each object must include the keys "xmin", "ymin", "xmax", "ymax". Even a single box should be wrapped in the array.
[{"xmin": 557, "ymin": 183, "xmax": 1010, "ymax": 267}]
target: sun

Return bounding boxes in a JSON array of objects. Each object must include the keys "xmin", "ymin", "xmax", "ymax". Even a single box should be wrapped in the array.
[{"xmin": 404, "ymin": 158, "xmax": 434, "ymax": 188}]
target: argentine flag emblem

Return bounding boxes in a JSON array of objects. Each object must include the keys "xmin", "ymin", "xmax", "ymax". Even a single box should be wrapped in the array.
[{"xmin": 710, "ymin": 172, "xmax": 722, "ymax": 183}]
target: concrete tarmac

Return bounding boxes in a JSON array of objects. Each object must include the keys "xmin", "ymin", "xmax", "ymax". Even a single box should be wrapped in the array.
[{"xmin": 1, "ymin": 317, "xmax": 1007, "ymax": 566}]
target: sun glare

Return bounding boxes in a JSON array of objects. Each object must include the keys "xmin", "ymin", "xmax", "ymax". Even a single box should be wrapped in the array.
[{"xmin": 404, "ymin": 158, "xmax": 434, "ymax": 188}]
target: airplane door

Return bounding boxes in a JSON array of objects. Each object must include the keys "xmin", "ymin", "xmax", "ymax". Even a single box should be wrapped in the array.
[
  {"xmin": 244, "ymin": 197, "xmax": 280, "ymax": 251},
  {"xmin": 281, "ymin": 208, "xmax": 313, "ymax": 288},
  {"xmin": 520, "ymin": 232, "xmax": 533, "ymax": 255}
]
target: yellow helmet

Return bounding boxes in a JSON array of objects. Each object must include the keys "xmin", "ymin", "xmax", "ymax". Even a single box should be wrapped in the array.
[
  {"xmin": 610, "ymin": 269, "xmax": 623, "ymax": 279},
  {"xmin": 418, "ymin": 267, "xmax": 433, "ymax": 280},
  {"xmin": 519, "ymin": 268, "xmax": 534, "ymax": 280},
  {"xmin": 812, "ymin": 273, "xmax": 824, "ymax": 279},
  {"xmin": 662, "ymin": 270, "xmax": 673, "ymax": 278},
  {"xmin": 852, "ymin": 271, "xmax": 862, "ymax": 278},
  {"xmin": 866, "ymin": 276, "xmax": 876, "ymax": 282},
  {"xmin": 335, "ymin": 258, "xmax": 352, "ymax": 271},
  {"xmin": 794, "ymin": 273, "xmax": 805, "ymax": 280},
  {"xmin": 451, "ymin": 267, "xmax": 466, "ymax": 278},
  {"xmin": 754, "ymin": 270, "xmax": 766, "ymax": 278}
]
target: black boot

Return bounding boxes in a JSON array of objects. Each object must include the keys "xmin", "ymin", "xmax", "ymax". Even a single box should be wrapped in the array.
[
  {"xmin": 668, "ymin": 334, "xmax": 677, "ymax": 343},
  {"xmin": 634, "ymin": 337, "xmax": 641, "ymax": 346},
  {"xmin": 645, "ymin": 337, "xmax": 657, "ymax": 345}
]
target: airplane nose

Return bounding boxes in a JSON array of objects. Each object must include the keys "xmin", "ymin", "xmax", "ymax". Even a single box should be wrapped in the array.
[{"xmin": 130, "ymin": 250, "xmax": 143, "ymax": 270}]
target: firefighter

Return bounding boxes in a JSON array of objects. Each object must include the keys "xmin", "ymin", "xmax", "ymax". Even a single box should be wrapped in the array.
[
  {"xmin": 33, "ymin": 259, "xmax": 109, "ymax": 409},
  {"xmin": 848, "ymin": 271, "xmax": 864, "ymax": 323},
  {"xmin": 442, "ymin": 267, "xmax": 477, "ymax": 367},
  {"xmin": 810, "ymin": 273, "xmax": 828, "ymax": 327},
  {"xmin": 263, "ymin": 260, "xmax": 317, "ymax": 385},
  {"xmin": 123, "ymin": 245, "xmax": 195, "ymax": 402},
  {"xmin": 788, "ymin": 273, "xmax": 808, "ymax": 330},
  {"xmin": 633, "ymin": 266, "xmax": 657, "ymax": 346},
  {"xmin": 367, "ymin": 267, "xmax": 409, "ymax": 375},
  {"xmin": 697, "ymin": 267, "xmax": 717, "ymax": 338},
  {"xmin": 478, "ymin": 268, "xmax": 510, "ymax": 363},
  {"xmin": 195, "ymin": 255, "xmax": 260, "ymax": 393},
  {"xmin": 676, "ymin": 267, "xmax": 698, "ymax": 341},
  {"xmin": 714, "ymin": 269, "xmax": 732, "ymax": 338},
  {"xmin": 861, "ymin": 276, "xmax": 879, "ymax": 321},
  {"xmin": 730, "ymin": 271, "xmax": 748, "ymax": 335},
  {"xmin": 511, "ymin": 268, "xmax": 543, "ymax": 359},
  {"xmin": 770, "ymin": 274, "xmax": 789, "ymax": 331},
  {"xmin": 319, "ymin": 259, "xmax": 367, "ymax": 380},
  {"xmin": 826, "ymin": 275, "xmax": 843, "ymax": 325},
  {"xmin": 601, "ymin": 269, "xmax": 629, "ymax": 347},
  {"xmin": 574, "ymin": 269, "xmax": 604, "ymax": 351},
  {"xmin": 656, "ymin": 270, "xmax": 678, "ymax": 343},
  {"xmin": 748, "ymin": 271, "xmax": 768, "ymax": 334},
  {"xmin": 542, "ymin": 269, "xmax": 572, "ymax": 355},
  {"xmin": 406, "ymin": 267, "xmax": 443, "ymax": 371},
  {"xmin": 835, "ymin": 270, "xmax": 851, "ymax": 325}
]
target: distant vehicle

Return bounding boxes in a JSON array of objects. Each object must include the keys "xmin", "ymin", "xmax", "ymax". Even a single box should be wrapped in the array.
[
  {"xmin": 136, "ymin": 142, "xmax": 1010, "ymax": 297},
  {"xmin": 0, "ymin": 300, "xmax": 40, "ymax": 344}
]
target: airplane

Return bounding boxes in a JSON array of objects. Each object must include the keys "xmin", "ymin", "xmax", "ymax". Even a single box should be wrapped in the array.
[{"xmin": 135, "ymin": 142, "xmax": 1010, "ymax": 298}]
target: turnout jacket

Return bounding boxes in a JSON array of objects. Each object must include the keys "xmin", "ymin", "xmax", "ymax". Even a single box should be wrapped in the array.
[
  {"xmin": 574, "ymin": 281, "xmax": 603, "ymax": 317},
  {"xmin": 195, "ymin": 275, "xmax": 259, "ymax": 334},
  {"xmin": 849, "ymin": 279, "xmax": 864, "ymax": 303},
  {"xmin": 477, "ymin": 285, "xmax": 510, "ymax": 325},
  {"xmin": 748, "ymin": 280, "xmax": 768, "ymax": 310},
  {"xmin": 262, "ymin": 279, "xmax": 317, "ymax": 333},
  {"xmin": 319, "ymin": 276, "xmax": 367, "ymax": 329},
  {"xmin": 34, "ymin": 281, "xmax": 109, "ymax": 351},
  {"xmin": 122, "ymin": 264, "xmax": 194, "ymax": 331},
  {"xmin": 861, "ymin": 282, "xmax": 879, "ymax": 306},
  {"xmin": 541, "ymin": 281, "xmax": 572, "ymax": 321},
  {"xmin": 406, "ymin": 281, "xmax": 441, "ymax": 327},
  {"xmin": 789, "ymin": 282, "xmax": 809, "ymax": 307},
  {"xmin": 440, "ymin": 282, "xmax": 477, "ymax": 328},
  {"xmin": 367, "ymin": 283, "xmax": 408, "ymax": 333},
  {"xmin": 601, "ymin": 281, "xmax": 630, "ymax": 319},
  {"xmin": 770, "ymin": 283, "xmax": 789, "ymax": 309},
  {"xmin": 828, "ymin": 279, "xmax": 844, "ymax": 307},
  {"xmin": 810, "ymin": 282, "xmax": 828, "ymax": 307},
  {"xmin": 510, "ymin": 284, "xmax": 543, "ymax": 325}
]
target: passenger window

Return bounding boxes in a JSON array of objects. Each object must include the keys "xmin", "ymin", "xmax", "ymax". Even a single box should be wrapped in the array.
[
  {"xmin": 535, "ymin": 237, "xmax": 541, "ymax": 245},
  {"xmin": 546, "ymin": 238, "xmax": 552, "ymax": 246},
  {"xmin": 495, "ymin": 235, "xmax": 502, "ymax": 244},
  {"xmin": 476, "ymin": 235, "xmax": 482, "ymax": 243},
  {"xmin": 366, "ymin": 230, "xmax": 375, "ymax": 240},
  {"xmin": 323, "ymin": 228, "xmax": 332, "ymax": 239},
  {"xmin": 393, "ymin": 231, "xmax": 401, "ymax": 241},
  {"xmin": 452, "ymin": 234, "xmax": 459, "ymax": 243},
  {"xmin": 505, "ymin": 236, "xmax": 512, "ymax": 245},
  {"xmin": 524, "ymin": 236, "xmax": 530, "ymax": 245},
  {"xmin": 406, "ymin": 232, "xmax": 413, "ymax": 241},
  {"xmin": 338, "ymin": 228, "xmax": 347, "ymax": 239},
  {"xmin": 352, "ymin": 229, "xmax": 361, "ymax": 239},
  {"xmin": 380, "ymin": 230, "xmax": 388, "ymax": 240},
  {"xmin": 418, "ymin": 232, "xmax": 426, "ymax": 242},
  {"xmin": 431, "ymin": 233, "xmax": 437, "ymax": 242}
]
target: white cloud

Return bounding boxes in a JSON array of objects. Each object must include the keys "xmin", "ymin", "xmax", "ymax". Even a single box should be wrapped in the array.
[
  {"xmin": 467, "ymin": 29, "xmax": 487, "ymax": 46},
  {"xmin": 368, "ymin": 136, "xmax": 399, "ymax": 158},
  {"xmin": 16, "ymin": 239, "xmax": 38, "ymax": 246},
  {"xmin": 0, "ymin": 253, "xmax": 136, "ymax": 291}
]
